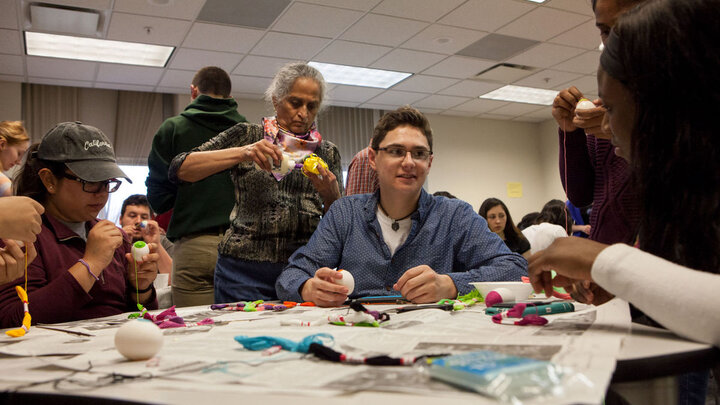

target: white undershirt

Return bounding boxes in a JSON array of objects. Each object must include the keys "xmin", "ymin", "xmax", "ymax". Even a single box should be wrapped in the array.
[
  {"xmin": 376, "ymin": 207, "xmax": 412, "ymax": 256},
  {"xmin": 58, "ymin": 219, "xmax": 88, "ymax": 241}
]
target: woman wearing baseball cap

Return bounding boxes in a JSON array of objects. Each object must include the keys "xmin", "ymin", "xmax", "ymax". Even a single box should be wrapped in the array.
[{"xmin": 0, "ymin": 122, "xmax": 159, "ymax": 327}]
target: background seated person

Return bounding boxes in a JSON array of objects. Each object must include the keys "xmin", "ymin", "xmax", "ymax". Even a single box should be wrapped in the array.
[
  {"xmin": 276, "ymin": 107, "xmax": 527, "ymax": 307},
  {"xmin": 0, "ymin": 122, "xmax": 158, "ymax": 327}
]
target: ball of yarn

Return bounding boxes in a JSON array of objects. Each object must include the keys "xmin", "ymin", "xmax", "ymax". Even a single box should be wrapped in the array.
[{"xmin": 485, "ymin": 287, "xmax": 515, "ymax": 307}]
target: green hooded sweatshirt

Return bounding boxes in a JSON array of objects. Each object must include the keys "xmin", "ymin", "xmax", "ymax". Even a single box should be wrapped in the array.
[{"xmin": 146, "ymin": 95, "xmax": 246, "ymax": 240}]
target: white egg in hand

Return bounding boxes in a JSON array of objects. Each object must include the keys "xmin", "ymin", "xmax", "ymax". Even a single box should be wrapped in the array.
[
  {"xmin": 334, "ymin": 270, "xmax": 355, "ymax": 294},
  {"xmin": 575, "ymin": 98, "xmax": 596, "ymax": 111},
  {"xmin": 132, "ymin": 241, "xmax": 150, "ymax": 262},
  {"xmin": 114, "ymin": 319, "xmax": 163, "ymax": 360}
]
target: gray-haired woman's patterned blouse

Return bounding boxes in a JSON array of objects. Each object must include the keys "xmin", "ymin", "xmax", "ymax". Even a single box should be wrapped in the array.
[{"xmin": 169, "ymin": 122, "xmax": 343, "ymax": 263}]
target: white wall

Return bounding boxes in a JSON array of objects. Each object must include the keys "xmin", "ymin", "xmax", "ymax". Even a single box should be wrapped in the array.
[{"xmin": 426, "ymin": 113, "xmax": 566, "ymax": 219}]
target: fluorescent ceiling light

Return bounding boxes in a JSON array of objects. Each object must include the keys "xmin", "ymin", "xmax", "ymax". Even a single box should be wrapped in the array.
[
  {"xmin": 525, "ymin": 0, "xmax": 547, "ymax": 3},
  {"xmin": 308, "ymin": 61, "xmax": 411, "ymax": 89},
  {"xmin": 25, "ymin": 32, "xmax": 174, "ymax": 67},
  {"xmin": 480, "ymin": 85, "xmax": 556, "ymax": 105}
]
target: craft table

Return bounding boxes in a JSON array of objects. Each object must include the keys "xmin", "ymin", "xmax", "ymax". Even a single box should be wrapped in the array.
[{"xmin": 0, "ymin": 298, "xmax": 715, "ymax": 405}]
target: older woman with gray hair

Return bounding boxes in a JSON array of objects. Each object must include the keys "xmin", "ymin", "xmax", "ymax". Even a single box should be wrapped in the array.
[{"xmin": 169, "ymin": 62, "xmax": 343, "ymax": 303}]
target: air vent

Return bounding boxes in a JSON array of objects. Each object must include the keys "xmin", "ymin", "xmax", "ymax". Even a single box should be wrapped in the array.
[
  {"xmin": 473, "ymin": 63, "xmax": 535, "ymax": 82},
  {"xmin": 29, "ymin": 3, "xmax": 101, "ymax": 36}
]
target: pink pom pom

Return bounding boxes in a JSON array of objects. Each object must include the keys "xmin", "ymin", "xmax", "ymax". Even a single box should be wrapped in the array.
[{"xmin": 485, "ymin": 291, "xmax": 503, "ymax": 307}]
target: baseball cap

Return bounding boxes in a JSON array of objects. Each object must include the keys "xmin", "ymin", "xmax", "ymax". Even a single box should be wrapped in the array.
[{"xmin": 37, "ymin": 121, "xmax": 131, "ymax": 183}]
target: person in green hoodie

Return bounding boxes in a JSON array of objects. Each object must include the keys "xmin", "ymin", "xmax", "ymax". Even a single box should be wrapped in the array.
[{"xmin": 146, "ymin": 66, "xmax": 246, "ymax": 307}]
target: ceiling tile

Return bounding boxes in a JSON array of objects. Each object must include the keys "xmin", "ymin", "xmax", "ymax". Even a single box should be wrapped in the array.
[
  {"xmin": 416, "ymin": 107, "xmax": 443, "ymax": 115},
  {"xmin": 421, "ymin": 56, "xmax": 494, "ymax": 79},
  {"xmin": 158, "ymin": 69, "xmax": 195, "ymax": 88},
  {"xmin": 271, "ymin": 3, "xmax": 362, "ymax": 38},
  {"xmin": 480, "ymin": 113, "xmax": 517, "ymax": 121},
  {"xmin": 313, "ymin": 40, "xmax": 391, "ymax": 66},
  {"xmin": 113, "ymin": 0, "xmax": 204, "ymax": 20},
  {"xmin": 549, "ymin": 20, "xmax": 601, "ymax": 50},
  {"xmin": 372, "ymin": 0, "xmax": 466, "ymax": 23},
  {"xmin": 457, "ymin": 34, "xmax": 538, "ymax": 61},
  {"xmin": 401, "ymin": 24, "xmax": 488, "ymax": 55},
  {"xmin": 28, "ymin": 77, "xmax": 94, "ymax": 88},
  {"xmin": 545, "ymin": 0, "xmax": 593, "ymax": 16},
  {"xmin": 297, "ymin": 0, "xmax": 381, "ymax": 12},
  {"xmin": 232, "ymin": 55, "xmax": 297, "ymax": 77},
  {"xmin": 488, "ymin": 102, "xmax": 546, "ymax": 117},
  {"xmin": 454, "ymin": 98, "xmax": 508, "ymax": 113},
  {"xmin": 0, "ymin": 29, "xmax": 22, "ymax": 54},
  {"xmin": 521, "ymin": 106, "xmax": 553, "ymax": 119},
  {"xmin": 0, "ymin": 0, "xmax": 18, "ymax": 30},
  {"xmin": 440, "ymin": 110, "xmax": 478, "ymax": 117},
  {"xmin": 183, "ymin": 23, "xmax": 264, "ymax": 53},
  {"xmin": 392, "ymin": 75, "xmax": 458, "ymax": 93},
  {"xmin": 250, "ymin": 32, "xmax": 330, "ymax": 60},
  {"xmin": 367, "ymin": 90, "xmax": 427, "ymax": 106},
  {"xmin": 325, "ymin": 100, "xmax": 361, "ymax": 108},
  {"xmin": 340, "ymin": 14, "xmax": 427, "ymax": 47},
  {"xmin": 497, "ymin": 7, "xmax": 590, "ymax": 42},
  {"xmin": 327, "ymin": 85, "xmax": 384, "ymax": 103},
  {"xmin": 33, "ymin": 0, "xmax": 111, "ymax": 10},
  {"xmin": 230, "ymin": 75, "xmax": 274, "ymax": 95},
  {"xmin": 438, "ymin": 80, "xmax": 502, "ymax": 97},
  {"xmin": 551, "ymin": 50, "xmax": 600, "ymax": 74},
  {"xmin": 506, "ymin": 43, "xmax": 585, "ymax": 69},
  {"xmin": 554, "ymin": 74, "xmax": 598, "ymax": 97},
  {"xmin": 414, "ymin": 94, "xmax": 469, "ymax": 109},
  {"xmin": 197, "ymin": 0, "xmax": 290, "ymax": 29},
  {"xmin": 0, "ymin": 54, "xmax": 23, "ymax": 75},
  {"xmin": 513, "ymin": 69, "xmax": 582, "ymax": 89},
  {"xmin": 26, "ymin": 57, "xmax": 97, "ymax": 81},
  {"xmin": 94, "ymin": 82, "xmax": 155, "ymax": 92},
  {"xmin": 169, "ymin": 48, "xmax": 243, "ymax": 73},
  {"xmin": 475, "ymin": 64, "xmax": 534, "ymax": 82},
  {"xmin": 370, "ymin": 49, "xmax": 445, "ymax": 73},
  {"xmin": 106, "ymin": 12, "xmax": 191, "ymax": 46},
  {"xmin": 360, "ymin": 102, "xmax": 405, "ymax": 111},
  {"xmin": 439, "ymin": 0, "xmax": 534, "ymax": 32},
  {"xmin": 97, "ymin": 64, "xmax": 163, "ymax": 85}
]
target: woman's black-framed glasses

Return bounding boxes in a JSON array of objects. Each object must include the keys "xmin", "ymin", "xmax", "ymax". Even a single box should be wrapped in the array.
[
  {"xmin": 376, "ymin": 146, "xmax": 432, "ymax": 161},
  {"xmin": 59, "ymin": 173, "xmax": 121, "ymax": 193}
]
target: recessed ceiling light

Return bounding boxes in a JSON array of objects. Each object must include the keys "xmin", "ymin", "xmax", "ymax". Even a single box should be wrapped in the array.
[
  {"xmin": 24, "ymin": 32, "xmax": 174, "ymax": 67},
  {"xmin": 308, "ymin": 61, "xmax": 411, "ymax": 89},
  {"xmin": 479, "ymin": 85, "xmax": 556, "ymax": 105}
]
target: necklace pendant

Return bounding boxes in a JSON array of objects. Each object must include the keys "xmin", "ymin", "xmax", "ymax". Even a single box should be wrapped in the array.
[{"xmin": 392, "ymin": 221, "xmax": 399, "ymax": 231}]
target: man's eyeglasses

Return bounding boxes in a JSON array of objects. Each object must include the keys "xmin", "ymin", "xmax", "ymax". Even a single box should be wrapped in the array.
[
  {"xmin": 60, "ymin": 173, "xmax": 121, "ymax": 193},
  {"xmin": 376, "ymin": 146, "xmax": 432, "ymax": 161}
]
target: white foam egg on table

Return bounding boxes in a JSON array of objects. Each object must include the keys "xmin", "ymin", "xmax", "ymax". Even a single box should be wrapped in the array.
[
  {"xmin": 114, "ymin": 319, "xmax": 163, "ymax": 360},
  {"xmin": 334, "ymin": 270, "xmax": 355, "ymax": 294}
]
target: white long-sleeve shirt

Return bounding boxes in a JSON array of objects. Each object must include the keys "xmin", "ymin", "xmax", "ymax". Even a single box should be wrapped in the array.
[{"xmin": 592, "ymin": 244, "xmax": 720, "ymax": 347}]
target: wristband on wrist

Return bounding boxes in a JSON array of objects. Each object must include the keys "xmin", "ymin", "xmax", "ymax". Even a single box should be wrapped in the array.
[
  {"xmin": 78, "ymin": 259, "xmax": 99, "ymax": 281},
  {"xmin": 135, "ymin": 283, "xmax": 154, "ymax": 294}
]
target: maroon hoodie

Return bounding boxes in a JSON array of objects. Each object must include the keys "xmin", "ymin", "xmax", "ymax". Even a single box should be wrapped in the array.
[{"xmin": 0, "ymin": 214, "xmax": 157, "ymax": 328}]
